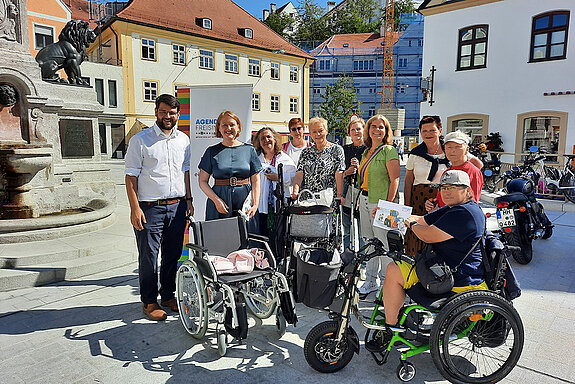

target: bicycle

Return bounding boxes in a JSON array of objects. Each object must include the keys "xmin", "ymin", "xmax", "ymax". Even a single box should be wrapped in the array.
[{"xmin": 529, "ymin": 146, "xmax": 575, "ymax": 203}]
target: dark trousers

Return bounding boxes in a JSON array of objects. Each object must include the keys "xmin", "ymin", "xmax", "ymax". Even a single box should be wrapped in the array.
[{"xmin": 134, "ymin": 200, "xmax": 187, "ymax": 304}]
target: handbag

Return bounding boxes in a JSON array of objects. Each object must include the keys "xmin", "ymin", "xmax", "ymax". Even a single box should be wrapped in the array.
[{"xmin": 415, "ymin": 235, "xmax": 483, "ymax": 295}]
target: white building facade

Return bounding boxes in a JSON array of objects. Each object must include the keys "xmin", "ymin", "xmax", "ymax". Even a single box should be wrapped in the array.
[{"xmin": 419, "ymin": 0, "xmax": 575, "ymax": 163}]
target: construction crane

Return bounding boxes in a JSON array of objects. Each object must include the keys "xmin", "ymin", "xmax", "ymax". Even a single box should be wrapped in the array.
[{"xmin": 381, "ymin": 0, "xmax": 395, "ymax": 109}]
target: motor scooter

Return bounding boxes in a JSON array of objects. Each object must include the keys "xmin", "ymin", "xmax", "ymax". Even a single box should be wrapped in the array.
[{"xmin": 493, "ymin": 146, "xmax": 553, "ymax": 264}]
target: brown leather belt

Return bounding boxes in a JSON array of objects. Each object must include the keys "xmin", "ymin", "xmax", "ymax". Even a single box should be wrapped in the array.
[
  {"xmin": 214, "ymin": 177, "xmax": 249, "ymax": 186},
  {"xmin": 142, "ymin": 197, "xmax": 183, "ymax": 206}
]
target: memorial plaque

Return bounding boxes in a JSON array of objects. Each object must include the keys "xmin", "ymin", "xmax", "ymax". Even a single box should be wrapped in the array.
[{"xmin": 59, "ymin": 119, "xmax": 94, "ymax": 158}]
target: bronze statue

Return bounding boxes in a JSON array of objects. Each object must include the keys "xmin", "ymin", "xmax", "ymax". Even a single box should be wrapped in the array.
[{"xmin": 35, "ymin": 20, "xmax": 97, "ymax": 85}]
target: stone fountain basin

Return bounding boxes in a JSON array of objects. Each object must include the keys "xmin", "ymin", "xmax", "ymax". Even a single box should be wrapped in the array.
[
  {"xmin": 0, "ymin": 143, "xmax": 53, "ymax": 174},
  {"xmin": 0, "ymin": 198, "xmax": 114, "ymax": 236}
]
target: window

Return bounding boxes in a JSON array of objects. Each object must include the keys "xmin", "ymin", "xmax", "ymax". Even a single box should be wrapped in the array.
[
  {"xmin": 522, "ymin": 116, "xmax": 561, "ymax": 156},
  {"xmin": 34, "ymin": 24, "xmax": 54, "ymax": 50},
  {"xmin": 318, "ymin": 59, "xmax": 331, "ymax": 71},
  {"xmin": 353, "ymin": 59, "xmax": 374, "ymax": 71},
  {"xmin": 530, "ymin": 11, "xmax": 570, "ymax": 62},
  {"xmin": 270, "ymin": 95, "xmax": 280, "ymax": 112},
  {"xmin": 141, "ymin": 38, "xmax": 156, "ymax": 60},
  {"xmin": 457, "ymin": 25, "xmax": 488, "ymax": 70},
  {"xmin": 453, "ymin": 119, "xmax": 485, "ymax": 144},
  {"xmin": 368, "ymin": 105, "xmax": 376, "ymax": 116},
  {"xmin": 398, "ymin": 57, "xmax": 408, "ymax": 68},
  {"xmin": 199, "ymin": 49, "xmax": 214, "ymax": 69},
  {"xmin": 249, "ymin": 58, "xmax": 261, "ymax": 76},
  {"xmin": 313, "ymin": 88, "xmax": 321, "ymax": 94},
  {"xmin": 108, "ymin": 80, "xmax": 117, "ymax": 108},
  {"xmin": 252, "ymin": 93, "xmax": 260, "ymax": 111},
  {"xmin": 143, "ymin": 80, "xmax": 158, "ymax": 102},
  {"xmin": 225, "ymin": 54, "xmax": 239, "ymax": 73},
  {"xmin": 270, "ymin": 62, "xmax": 280, "ymax": 79},
  {"xmin": 244, "ymin": 28, "xmax": 253, "ymax": 39},
  {"xmin": 290, "ymin": 65, "xmax": 299, "ymax": 82},
  {"xmin": 289, "ymin": 97, "xmax": 298, "ymax": 114},
  {"xmin": 202, "ymin": 18, "xmax": 212, "ymax": 29},
  {"xmin": 95, "ymin": 79, "xmax": 104, "ymax": 105},
  {"xmin": 172, "ymin": 43, "xmax": 186, "ymax": 65},
  {"xmin": 99, "ymin": 123, "xmax": 107, "ymax": 154}
]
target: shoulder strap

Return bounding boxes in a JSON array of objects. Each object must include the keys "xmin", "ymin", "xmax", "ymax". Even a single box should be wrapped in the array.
[
  {"xmin": 283, "ymin": 141, "xmax": 289, "ymax": 151},
  {"xmin": 453, "ymin": 228, "xmax": 485, "ymax": 273},
  {"xmin": 358, "ymin": 144, "xmax": 386, "ymax": 186}
]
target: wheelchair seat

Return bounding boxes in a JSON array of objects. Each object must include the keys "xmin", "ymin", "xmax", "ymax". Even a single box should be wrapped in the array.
[
  {"xmin": 405, "ymin": 283, "xmax": 455, "ymax": 311},
  {"xmin": 217, "ymin": 269, "xmax": 271, "ymax": 284}
]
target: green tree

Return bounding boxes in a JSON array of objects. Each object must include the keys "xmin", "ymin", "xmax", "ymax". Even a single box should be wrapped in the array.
[
  {"xmin": 318, "ymin": 75, "xmax": 362, "ymax": 140},
  {"xmin": 394, "ymin": 0, "xmax": 417, "ymax": 30},
  {"xmin": 263, "ymin": 12, "xmax": 296, "ymax": 40},
  {"xmin": 294, "ymin": 0, "xmax": 331, "ymax": 43},
  {"xmin": 332, "ymin": 0, "xmax": 382, "ymax": 35}
]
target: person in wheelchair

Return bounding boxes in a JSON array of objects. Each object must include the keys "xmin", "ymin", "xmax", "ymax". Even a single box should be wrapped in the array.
[{"xmin": 369, "ymin": 169, "xmax": 486, "ymax": 352}]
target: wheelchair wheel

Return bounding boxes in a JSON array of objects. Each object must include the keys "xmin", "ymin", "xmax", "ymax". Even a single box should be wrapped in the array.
[
  {"xmin": 243, "ymin": 276, "xmax": 277, "ymax": 319},
  {"xmin": 276, "ymin": 308, "xmax": 287, "ymax": 338},
  {"xmin": 304, "ymin": 321, "xmax": 354, "ymax": 373},
  {"xmin": 217, "ymin": 329, "xmax": 227, "ymax": 357},
  {"xmin": 429, "ymin": 291, "xmax": 524, "ymax": 384},
  {"xmin": 176, "ymin": 260, "xmax": 208, "ymax": 339}
]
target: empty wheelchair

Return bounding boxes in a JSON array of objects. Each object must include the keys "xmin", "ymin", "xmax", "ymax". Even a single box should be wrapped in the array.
[
  {"xmin": 304, "ymin": 231, "xmax": 524, "ymax": 383},
  {"xmin": 176, "ymin": 216, "xmax": 297, "ymax": 356}
]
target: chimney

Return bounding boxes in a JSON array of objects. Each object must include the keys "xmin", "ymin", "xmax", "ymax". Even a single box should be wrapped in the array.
[
  {"xmin": 270, "ymin": 3, "xmax": 277, "ymax": 14},
  {"xmin": 263, "ymin": 9, "xmax": 270, "ymax": 20},
  {"xmin": 327, "ymin": 1, "xmax": 336, "ymax": 12}
]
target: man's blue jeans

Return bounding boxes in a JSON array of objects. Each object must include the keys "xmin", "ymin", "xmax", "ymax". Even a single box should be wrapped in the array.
[{"xmin": 134, "ymin": 200, "xmax": 187, "ymax": 304}]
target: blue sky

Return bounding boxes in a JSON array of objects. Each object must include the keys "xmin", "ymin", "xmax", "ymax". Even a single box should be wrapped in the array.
[{"xmin": 233, "ymin": 0, "xmax": 282, "ymax": 20}]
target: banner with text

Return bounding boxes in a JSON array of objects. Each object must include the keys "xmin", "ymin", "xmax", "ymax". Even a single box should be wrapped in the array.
[{"xmin": 177, "ymin": 84, "xmax": 253, "ymax": 220}]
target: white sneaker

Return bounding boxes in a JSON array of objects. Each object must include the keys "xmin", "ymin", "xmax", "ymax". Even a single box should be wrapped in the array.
[{"xmin": 358, "ymin": 280, "xmax": 380, "ymax": 296}]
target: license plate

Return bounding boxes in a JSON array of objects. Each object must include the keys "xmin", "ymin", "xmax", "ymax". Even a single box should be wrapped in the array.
[{"xmin": 496, "ymin": 208, "xmax": 516, "ymax": 228}]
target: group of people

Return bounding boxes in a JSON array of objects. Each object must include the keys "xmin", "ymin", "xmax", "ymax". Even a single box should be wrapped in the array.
[{"xmin": 125, "ymin": 94, "xmax": 487, "ymax": 328}]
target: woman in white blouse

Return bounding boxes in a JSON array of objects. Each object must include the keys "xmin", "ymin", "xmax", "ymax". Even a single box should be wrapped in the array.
[{"xmin": 253, "ymin": 127, "xmax": 296, "ymax": 255}]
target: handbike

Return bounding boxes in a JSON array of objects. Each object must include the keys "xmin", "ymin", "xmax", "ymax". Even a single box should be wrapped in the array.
[{"xmin": 303, "ymin": 232, "xmax": 524, "ymax": 383}]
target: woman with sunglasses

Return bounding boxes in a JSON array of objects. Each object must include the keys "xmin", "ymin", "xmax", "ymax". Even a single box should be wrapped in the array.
[
  {"xmin": 283, "ymin": 117, "xmax": 310, "ymax": 166},
  {"xmin": 365, "ymin": 170, "xmax": 486, "ymax": 352},
  {"xmin": 404, "ymin": 116, "xmax": 483, "ymax": 257}
]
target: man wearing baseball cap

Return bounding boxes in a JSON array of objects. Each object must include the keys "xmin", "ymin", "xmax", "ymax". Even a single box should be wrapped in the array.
[{"xmin": 427, "ymin": 130, "xmax": 484, "ymax": 210}]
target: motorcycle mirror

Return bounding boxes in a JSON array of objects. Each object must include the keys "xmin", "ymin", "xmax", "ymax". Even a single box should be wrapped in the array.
[
  {"xmin": 484, "ymin": 169, "xmax": 493, "ymax": 177},
  {"xmin": 529, "ymin": 145, "xmax": 539, "ymax": 153}
]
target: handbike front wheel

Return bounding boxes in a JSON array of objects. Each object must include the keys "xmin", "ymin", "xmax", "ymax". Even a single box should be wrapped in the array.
[
  {"xmin": 559, "ymin": 172, "xmax": 575, "ymax": 204},
  {"xmin": 429, "ymin": 290, "xmax": 524, "ymax": 384},
  {"xmin": 304, "ymin": 321, "xmax": 355, "ymax": 373}
]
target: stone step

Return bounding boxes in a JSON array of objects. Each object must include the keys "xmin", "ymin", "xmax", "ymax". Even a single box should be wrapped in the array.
[{"xmin": 0, "ymin": 250, "xmax": 136, "ymax": 291}]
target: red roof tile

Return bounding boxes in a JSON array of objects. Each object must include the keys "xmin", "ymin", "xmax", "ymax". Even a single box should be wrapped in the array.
[
  {"xmin": 312, "ymin": 32, "xmax": 401, "ymax": 53},
  {"xmin": 111, "ymin": 0, "xmax": 313, "ymax": 59},
  {"xmin": 62, "ymin": 0, "xmax": 97, "ymax": 29}
]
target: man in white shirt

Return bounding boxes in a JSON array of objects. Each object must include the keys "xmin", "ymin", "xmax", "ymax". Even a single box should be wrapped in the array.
[
  {"xmin": 125, "ymin": 94, "xmax": 194, "ymax": 321},
  {"xmin": 283, "ymin": 117, "xmax": 310, "ymax": 166}
]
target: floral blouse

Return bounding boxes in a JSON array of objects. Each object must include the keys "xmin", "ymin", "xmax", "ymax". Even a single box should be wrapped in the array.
[{"xmin": 297, "ymin": 143, "xmax": 345, "ymax": 193}]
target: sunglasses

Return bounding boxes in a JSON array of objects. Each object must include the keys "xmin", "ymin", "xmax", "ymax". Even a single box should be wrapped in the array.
[
  {"xmin": 439, "ymin": 185, "xmax": 466, "ymax": 192},
  {"xmin": 290, "ymin": 126, "xmax": 303, "ymax": 132}
]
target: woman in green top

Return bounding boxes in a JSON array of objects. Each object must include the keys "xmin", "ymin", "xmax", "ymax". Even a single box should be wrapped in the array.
[{"xmin": 357, "ymin": 115, "xmax": 400, "ymax": 295}]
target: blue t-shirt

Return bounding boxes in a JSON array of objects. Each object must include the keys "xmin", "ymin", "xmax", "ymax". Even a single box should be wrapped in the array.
[{"xmin": 424, "ymin": 200, "xmax": 486, "ymax": 287}]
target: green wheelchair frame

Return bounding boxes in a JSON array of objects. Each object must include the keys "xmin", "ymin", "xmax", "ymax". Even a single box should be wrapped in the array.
[{"xmin": 304, "ymin": 234, "xmax": 524, "ymax": 383}]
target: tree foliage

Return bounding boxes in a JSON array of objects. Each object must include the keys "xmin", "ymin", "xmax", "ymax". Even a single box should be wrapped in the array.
[
  {"xmin": 318, "ymin": 75, "xmax": 362, "ymax": 140},
  {"xmin": 294, "ymin": 0, "xmax": 331, "ymax": 43},
  {"xmin": 293, "ymin": 0, "xmax": 417, "ymax": 44},
  {"xmin": 263, "ymin": 12, "xmax": 296, "ymax": 40}
]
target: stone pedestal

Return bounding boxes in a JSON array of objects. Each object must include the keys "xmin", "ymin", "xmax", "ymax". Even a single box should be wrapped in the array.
[{"xmin": 0, "ymin": 0, "xmax": 114, "ymax": 221}]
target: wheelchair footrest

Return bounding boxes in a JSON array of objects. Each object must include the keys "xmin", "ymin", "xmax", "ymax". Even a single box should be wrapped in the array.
[{"xmin": 370, "ymin": 349, "xmax": 390, "ymax": 366}]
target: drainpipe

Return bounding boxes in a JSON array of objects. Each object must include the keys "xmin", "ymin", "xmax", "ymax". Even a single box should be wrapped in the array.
[
  {"xmin": 302, "ymin": 57, "xmax": 308, "ymax": 122},
  {"xmin": 110, "ymin": 24, "xmax": 120, "ymax": 65}
]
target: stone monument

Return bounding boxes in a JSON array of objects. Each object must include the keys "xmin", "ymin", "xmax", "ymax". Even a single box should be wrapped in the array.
[{"xmin": 0, "ymin": 0, "xmax": 114, "ymax": 240}]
